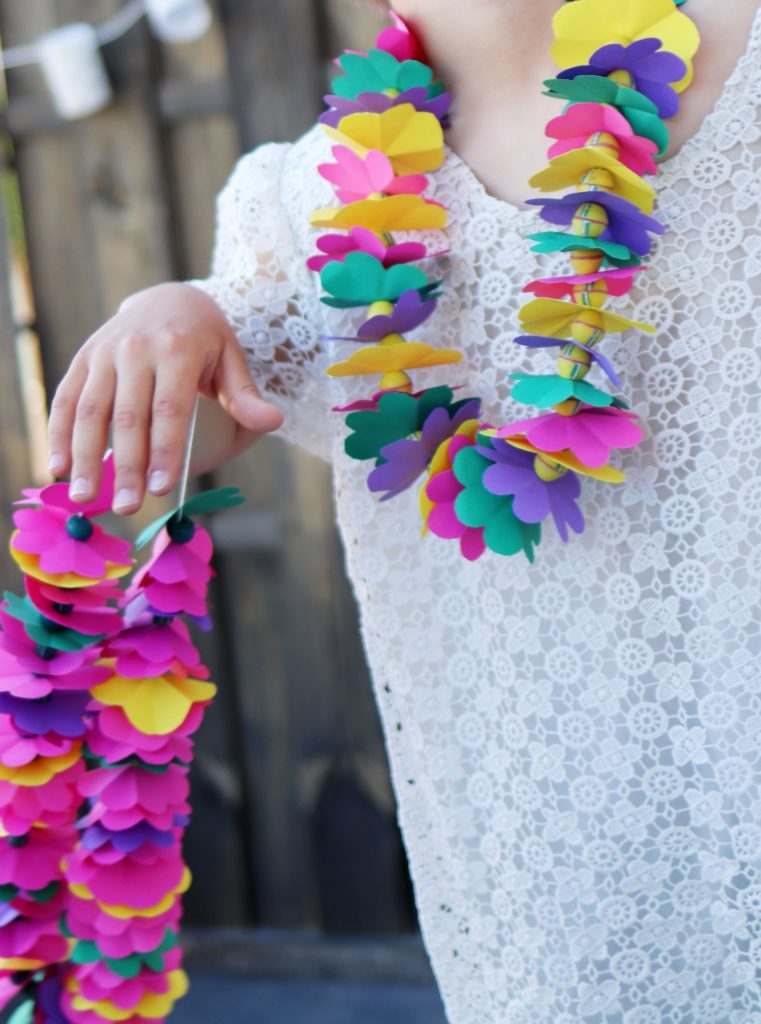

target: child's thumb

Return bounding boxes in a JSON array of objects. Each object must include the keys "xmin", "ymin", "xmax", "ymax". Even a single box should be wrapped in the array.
[{"xmin": 215, "ymin": 341, "xmax": 284, "ymax": 434}]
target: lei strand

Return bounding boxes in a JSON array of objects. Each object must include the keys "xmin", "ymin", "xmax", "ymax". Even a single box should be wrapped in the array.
[
  {"xmin": 308, "ymin": 0, "xmax": 700, "ymax": 562},
  {"xmin": 0, "ymin": 452, "xmax": 243, "ymax": 1023}
]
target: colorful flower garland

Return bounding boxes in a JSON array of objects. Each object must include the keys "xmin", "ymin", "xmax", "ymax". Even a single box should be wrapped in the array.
[
  {"xmin": 0, "ymin": 453, "xmax": 242, "ymax": 1023},
  {"xmin": 308, "ymin": 0, "xmax": 700, "ymax": 561}
]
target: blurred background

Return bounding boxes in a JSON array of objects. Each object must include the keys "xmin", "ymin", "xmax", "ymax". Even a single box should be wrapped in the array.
[{"xmin": 0, "ymin": 3, "xmax": 448, "ymax": 1016}]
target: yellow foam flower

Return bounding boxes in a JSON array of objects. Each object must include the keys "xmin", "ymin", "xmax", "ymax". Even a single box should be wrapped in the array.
[
  {"xmin": 328, "ymin": 342, "xmax": 462, "ymax": 378},
  {"xmin": 69, "ymin": 867, "xmax": 192, "ymax": 919},
  {"xmin": 310, "ymin": 194, "xmax": 447, "ymax": 232},
  {"xmin": 9, "ymin": 534, "xmax": 131, "ymax": 587},
  {"xmin": 519, "ymin": 297, "xmax": 655, "ymax": 337},
  {"xmin": 90, "ymin": 672, "xmax": 217, "ymax": 737},
  {"xmin": 528, "ymin": 146, "xmax": 655, "ymax": 213},
  {"xmin": 323, "ymin": 105, "xmax": 445, "ymax": 175},
  {"xmin": 551, "ymin": 0, "xmax": 700, "ymax": 93},
  {"xmin": 500, "ymin": 435, "xmax": 626, "ymax": 483},
  {"xmin": 419, "ymin": 419, "xmax": 481, "ymax": 533},
  {"xmin": 68, "ymin": 969, "xmax": 189, "ymax": 1020},
  {"xmin": 0, "ymin": 745, "xmax": 81, "ymax": 786}
]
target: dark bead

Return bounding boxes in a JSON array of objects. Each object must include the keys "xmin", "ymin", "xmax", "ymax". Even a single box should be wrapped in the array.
[
  {"xmin": 166, "ymin": 514, "xmax": 196, "ymax": 544},
  {"xmin": 65, "ymin": 514, "xmax": 94, "ymax": 542}
]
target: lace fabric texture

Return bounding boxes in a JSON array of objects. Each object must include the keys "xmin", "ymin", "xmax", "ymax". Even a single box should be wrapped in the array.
[{"xmin": 189, "ymin": 10, "xmax": 761, "ymax": 1020}]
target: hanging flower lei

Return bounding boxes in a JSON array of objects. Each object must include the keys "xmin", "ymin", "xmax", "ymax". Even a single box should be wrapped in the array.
[{"xmin": 308, "ymin": 0, "xmax": 700, "ymax": 562}]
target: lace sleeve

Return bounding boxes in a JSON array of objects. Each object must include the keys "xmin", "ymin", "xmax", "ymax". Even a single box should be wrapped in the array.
[{"xmin": 186, "ymin": 142, "xmax": 333, "ymax": 463}]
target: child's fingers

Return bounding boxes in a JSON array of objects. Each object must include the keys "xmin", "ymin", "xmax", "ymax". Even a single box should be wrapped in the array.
[
  {"xmin": 110, "ymin": 361, "xmax": 155, "ymax": 515},
  {"xmin": 47, "ymin": 359, "xmax": 88, "ymax": 477},
  {"xmin": 214, "ymin": 340, "xmax": 284, "ymax": 434},
  {"xmin": 69, "ymin": 360, "xmax": 116, "ymax": 504},
  {"xmin": 146, "ymin": 358, "xmax": 205, "ymax": 497}
]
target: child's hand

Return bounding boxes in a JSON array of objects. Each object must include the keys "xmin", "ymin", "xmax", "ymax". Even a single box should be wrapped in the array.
[{"xmin": 47, "ymin": 282, "xmax": 284, "ymax": 514}]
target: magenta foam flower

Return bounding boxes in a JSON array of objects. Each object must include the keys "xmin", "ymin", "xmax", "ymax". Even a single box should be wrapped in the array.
[
  {"xmin": 102, "ymin": 617, "xmax": 207, "ymax": 680},
  {"xmin": 0, "ymin": 825, "xmax": 76, "ymax": 890},
  {"xmin": 0, "ymin": 717, "xmax": 75, "ymax": 768},
  {"xmin": 78, "ymin": 764, "xmax": 191, "ymax": 832},
  {"xmin": 12, "ymin": 505, "xmax": 132, "ymax": 579},
  {"xmin": 0, "ymin": 762, "xmax": 84, "ymax": 835},
  {"xmin": 65, "ymin": 843, "xmax": 186, "ymax": 911},
  {"xmin": 25, "ymin": 576, "xmax": 122, "ymax": 636},
  {"xmin": 86, "ymin": 704, "xmax": 198, "ymax": 766},
  {"xmin": 307, "ymin": 225, "xmax": 427, "ymax": 273},
  {"xmin": 498, "ymin": 405, "xmax": 644, "ymax": 468}
]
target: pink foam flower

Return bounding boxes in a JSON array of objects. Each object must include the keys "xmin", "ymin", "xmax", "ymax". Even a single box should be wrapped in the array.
[
  {"xmin": 78, "ymin": 764, "xmax": 191, "ymax": 831},
  {"xmin": 86, "ymin": 705, "xmax": 196, "ymax": 766},
  {"xmin": 11, "ymin": 504, "xmax": 132, "ymax": 580},
  {"xmin": 0, "ymin": 913, "xmax": 69, "ymax": 964},
  {"xmin": 307, "ymin": 225, "xmax": 427, "ymax": 272},
  {"xmin": 0, "ymin": 716, "xmax": 76, "ymax": 767},
  {"xmin": 522, "ymin": 266, "xmax": 648, "ymax": 300},
  {"xmin": 73, "ymin": 947, "xmax": 182, "ymax": 1009},
  {"xmin": 128, "ymin": 524, "xmax": 214, "ymax": 619},
  {"xmin": 0, "ymin": 761, "xmax": 85, "ymax": 834},
  {"xmin": 66, "ymin": 892, "xmax": 180, "ymax": 957},
  {"xmin": 23, "ymin": 454, "xmax": 117, "ymax": 517},
  {"xmin": 25, "ymin": 577, "xmax": 122, "ymax": 636},
  {"xmin": 0, "ymin": 613, "xmax": 110, "ymax": 699},
  {"xmin": 318, "ymin": 145, "xmax": 428, "ymax": 204},
  {"xmin": 545, "ymin": 101, "xmax": 658, "ymax": 176},
  {"xmin": 0, "ymin": 825, "xmax": 76, "ymax": 891},
  {"xmin": 65, "ymin": 844, "xmax": 186, "ymax": 911},
  {"xmin": 424, "ymin": 433, "xmax": 486, "ymax": 562},
  {"xmin": 102, "ymin": 617, "xmax": 207, "ymax": 680},
  {"xmin": 375, "ymin": 11, "xmax": 426, "ymax": 62},
  {"xmin": 498, "ymin": 405, "xmax": 644, "ymax": 468}
]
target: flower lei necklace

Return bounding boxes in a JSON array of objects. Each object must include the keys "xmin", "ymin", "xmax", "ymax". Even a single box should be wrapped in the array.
[{"xmin": 308, "ymin": 0, "xmax": 700, "ymax": 562}]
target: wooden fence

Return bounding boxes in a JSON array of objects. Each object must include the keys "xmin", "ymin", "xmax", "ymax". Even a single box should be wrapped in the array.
[{"xmin": 0, "ymin": 0, "xmax": 418, "ymax": 935}]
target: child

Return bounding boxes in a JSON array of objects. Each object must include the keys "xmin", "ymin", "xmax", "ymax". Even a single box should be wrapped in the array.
[{"xmin": 47, "ymin": 0, "xmax": 761, "ymax": 1020}]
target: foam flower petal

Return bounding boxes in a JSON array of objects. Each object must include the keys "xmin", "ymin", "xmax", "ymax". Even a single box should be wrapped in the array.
[
  {"xmin": 90, "ymin": 673, "xmax": 216, "ymax": 736},
  {"xmin": 328, "ymin": 342, "xmax": 462, "ymax": 377}
]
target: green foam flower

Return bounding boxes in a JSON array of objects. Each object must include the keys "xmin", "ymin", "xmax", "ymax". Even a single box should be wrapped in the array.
[
  {"xmin": 335, "ymin": 49, "xmax": 434, "ymax": 100},
  {"xmin": 543, "ymin": 76, "xmax": 669, "ymax": 155},
  {"xmin": 345, "ymin": 385, "xmax": 474, "ymax": 462},
  {"xmin": 525, "ymin": 232, "xmax": 642, "ymax": 268},
  {"xmin": 320, "ymin": 252, "xmax": 437, "ymax": 309},
  {"xmin": 452, "ymin": 437, "xmax": 541, "ymax": 561},
  {"xmin": 508, "ymin": 373, "xmax": 616, "ymax": 409}
]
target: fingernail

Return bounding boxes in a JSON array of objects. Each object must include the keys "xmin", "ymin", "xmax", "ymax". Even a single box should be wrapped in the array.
[
  {"xmin": 113, "ymin": 488, "xmax": 137, "ymax": 511},
  {"xmin": 69, "ymin": 477, "xmax": 90, "ymax": 500},
  {"xmin": 148, "ymin": 470, "xmax": 168, "ymax": 494},
  {"xmin": 48, "ymin": 453, "xmax": 64, "ymax": 475}
]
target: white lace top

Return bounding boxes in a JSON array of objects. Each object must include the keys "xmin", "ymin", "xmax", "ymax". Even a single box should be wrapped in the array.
[{"xmin": 189, "ymin": 9, "xmax": 761, "ymax": 1020}]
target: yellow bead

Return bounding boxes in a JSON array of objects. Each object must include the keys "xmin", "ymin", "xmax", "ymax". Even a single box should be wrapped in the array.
[
  {"xmin": 585, "ymin": 131, "xmax": 620, "ymax": 159},
  {"xmin": 380, "ymin": 370, "xmax": 413, "ymax": 391},
  {"xmin": 571, "ymin": 282, "xmax": 608, "ymax": 308},
  {"xmin": 380, "ymin": 332, "xmax": 405, "ymax": 346},
  {"xmin": 554, "ymin": 398, "xmax": 582, "ymax": 417},
  {"xmin": 368, "ymin": 300, "xmax": 394, "ymax": 316},
  {"xmin": 569, "ymin": 249, "xmax": 603, "ymax": 274},
  {"xmin": 571, "ymin": 201, "xmax": 609, "ymax": 239},
  {"xmin": 607, "ymin": 69, "xmax": 634, "ymax": 89},
  {"xmin": 578, "ymin": 167, "xmax": 616, "ymax": 192},
  {"xmin": 556, "ymin": 343, "xmax": 592, "ymax": 380},
  {"xmin": 534, "ymin": 453, "xmax": 569, "ymax": 482},
  {"xmin": 570, "ymin": 308, "xmax": 605, "ymax": 346}
]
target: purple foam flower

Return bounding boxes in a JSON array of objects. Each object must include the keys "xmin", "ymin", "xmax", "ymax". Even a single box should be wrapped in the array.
[
  {"xmin": 368, "ymin": 399, "xmax": 481, "ymax": 500},
  {"xmin": 476, "ymin": 438, "xmax": 585, "ymax": 542},
  {"xmin": 557, "ymin": 37, "xmax": 687, "ymax": 118},
  {"xmin": 0, "ymin": 690, "xmax": 90, "ymax": 737},
  {"xmin": 513, "ymin": 334, "xmax": 622, "ymax": 388},
  {"xmin": 320, "ymin": 87, "xmax": 451, "ymax": 127},
  {"xmin": 81, "ymin": 821, "xmax": 175, "ymax": 853},
  {"xmin": 525, "ymin": 189, "xmax": 664, "ymax": 256},
  {"xmin": 359, "ymin": 290, "xmax": 437, "ymax": 339}
]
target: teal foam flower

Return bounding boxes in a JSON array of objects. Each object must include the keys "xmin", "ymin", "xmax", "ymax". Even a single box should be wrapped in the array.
[
  {"xmin": 335, "ymin": 49, "xmax": 435, "ymax": 101},
  {"xmin": 320, "ymin": 252, "xmax": 438, "ymax": 309},
  {"xmin": 508, "ymin": 373, "xmax": 617, "ymax": 409},
  {"xmin": 525, "ymin": 232, "xmax": 641, "ymax": 268},
  {"xmin": 452, "ymin": 436, "xmax": 541, "ymax": 561}
]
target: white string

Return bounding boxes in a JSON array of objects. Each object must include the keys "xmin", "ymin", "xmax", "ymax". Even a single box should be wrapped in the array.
[
  {"xmin": 1, "ymin": 0, "xmax": 147, "ymax": 70},
  {"xmin": 177, "ymin": 396, "xmax": 199, "ymax": 511}
]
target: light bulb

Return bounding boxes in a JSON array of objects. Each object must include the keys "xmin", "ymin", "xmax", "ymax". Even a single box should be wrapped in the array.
[{"xmin": 144, "ymin": 0, "xmax": 212, "ymax": 44}]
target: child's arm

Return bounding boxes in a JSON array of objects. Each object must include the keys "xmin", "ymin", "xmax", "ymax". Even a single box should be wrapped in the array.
[{"xmin": 47, "ymin": 280, "xmax": 284, "ymax": 514}]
